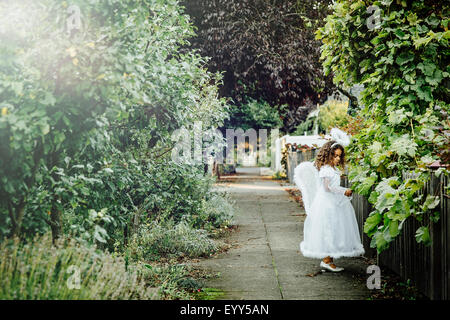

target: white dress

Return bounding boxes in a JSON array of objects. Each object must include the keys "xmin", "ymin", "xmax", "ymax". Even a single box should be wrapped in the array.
[{"xmin": 299, "ymin": 164, "xmax": 365, "ymax": 259}]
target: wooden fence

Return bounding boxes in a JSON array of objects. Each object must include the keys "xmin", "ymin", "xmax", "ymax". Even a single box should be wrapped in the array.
[
  {"xmin": 287, "ymin": 150, "xmax": 449, "ymax": 300},
  {"xmin": 286, "ymin": 149, "xmax": 318, "ymax": 184}
]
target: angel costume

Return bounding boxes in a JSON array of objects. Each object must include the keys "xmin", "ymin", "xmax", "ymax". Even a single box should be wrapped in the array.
[{"xmin": 294, "ymin": 162, "xmax": 365, "ymax": 259}]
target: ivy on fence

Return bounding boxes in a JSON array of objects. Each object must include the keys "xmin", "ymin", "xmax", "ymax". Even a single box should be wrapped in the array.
[{"xmin": 317, "ymin": 0, "xmax": 449, "ymax": 252}]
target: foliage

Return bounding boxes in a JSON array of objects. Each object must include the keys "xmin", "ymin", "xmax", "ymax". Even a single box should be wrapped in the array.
[
  {"xmin": 292, "ymin": 113, "xmax": 318, "ymax": 136},
  {"xmin": 127, "ymin": 220, "xmax": 219, "ymax": 261},
  {"xmin": 184, "ymin": 0, "xmax": 336, "ymax": 132},
  {"xmin": 224, "ymin": 97, "xmax": 283, "ymax": 131},
  {"xmin": 293, "ymin": 99, "xmax": 350, "ymax": 135},
  {"xmin": 0, "ymin": 0, "xmax": 230, "ymax": 242},
  {"xmin": 317, "ymin": 0, "xmax": 450, "ymax": 252},
  {"xmin": 194, "ymin": 287, "xmax": 226, "ymax": 300},
  {"xmin": 141, "ymin": 263, "xmax": 200, "ymax": 300},
  {"xmin": 0, "ymin": 0, "xmax": 234, "ymax": 300},
  {"xmin": 0, "ymin": 233, "xmax": 155, "ymax": 300},
  {"xmin": 318, "ymin": 100, "xmax": 350, "ymax": 132},
  {"xmin": 192, "ymin": 191, "xmax": 235, "ymax": 230},
  {"xmin": 272, "ymin": 171, "xmax": 287, "ymax": 180}
]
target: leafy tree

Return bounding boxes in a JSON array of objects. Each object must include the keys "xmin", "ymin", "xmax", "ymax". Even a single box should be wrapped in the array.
[
  {"xmin": 292, "ymin": 99, "xmax": 350, "ymax": 135},
  {"xmin": 317, "ymin": 0, "xmax": 449, "ymax": 252},
  {"xmin": 0, "ymin": 0, "xmax": 228, "ymax": 241},
  {"xmin": 183, "ymin": 0, "xmax": 340, "ymax": 132},
  {"xmin": 224, "ymin": 98, "xmax": 283, "ymax": 131},
  {"xmin": 318, "ymin": 100, "xmax": 350, "ymax": 132}
]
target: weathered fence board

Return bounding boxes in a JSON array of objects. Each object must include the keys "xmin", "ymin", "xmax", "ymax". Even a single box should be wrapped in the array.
[
  {"xmin": 287, "ymin": 149, "xmax": 318, "ymax": 184},
  {"xmin": 287, "ymin": 150, "xmax": 449, "ymax": 299}
]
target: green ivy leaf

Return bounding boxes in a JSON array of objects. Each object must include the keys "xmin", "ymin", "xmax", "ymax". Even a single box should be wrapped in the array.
[
  {"xmin": 415, "ymin": 226, "xmax": 431, "ymax": 245},
  {"xmin": 425, "ymin": 69, "xmax": 443, "ymax": 86},
  {"xmin": 394, "ymin": 29, "xmax": 409, "ymax": 40},
  {"xmin": 389, "ymin": 134, "xmax": 417, "ymax": 157},
  {"xmin": 372, "ymin": 230, "xmax": 390, "ymax": 252},
  {"xmin": 425, "ymin": 14, "xmax": 440, "ymax": 27},
  {"xmin": 389, "ymin": 220, "xmax": 400, "ymax": 237},
  {"xmin": 356, "ymin": 175, "xmax": 377, "ymax": 195},
  {"xmin": 395, "ymin": 52, "xmax": 415, "ymax": 66},
  {"xmin": 417, "ymin": 61, "xmax": 436, "ymax": 77},
  {"xmin": 41, "ymin": 123, "xmax": 50, "ymax": 135},
  {"xmin": 416, "ymin": 85, "xmax": 433, "ymax": 102},
  {"xmin": 422, "ymin": 194, "xmax": 440, "ymax": 211},
  {"xmin": 364, "ymin": 211, "xmax": 382, "ymax": 236}
]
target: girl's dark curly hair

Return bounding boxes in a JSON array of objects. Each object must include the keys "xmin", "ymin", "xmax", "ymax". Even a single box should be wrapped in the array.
[{"xmin": 314, "ymin": 141, "xmax": 346, "ymax": 171}]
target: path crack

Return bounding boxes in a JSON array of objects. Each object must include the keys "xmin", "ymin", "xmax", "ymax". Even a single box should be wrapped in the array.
[{"xmin": 258, "ymin": 201, "xmax": 284, "ymax": 300}]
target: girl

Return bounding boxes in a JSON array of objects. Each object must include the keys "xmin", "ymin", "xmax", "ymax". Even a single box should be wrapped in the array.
[{"xmin": 299, "ymin": 140, "xmax": 365, "ymax": 272}]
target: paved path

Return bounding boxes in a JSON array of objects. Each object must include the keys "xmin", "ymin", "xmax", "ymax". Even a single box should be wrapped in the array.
[{"xmin": 194, "ymin": 167, "xmax": 372, "ymax": 300}]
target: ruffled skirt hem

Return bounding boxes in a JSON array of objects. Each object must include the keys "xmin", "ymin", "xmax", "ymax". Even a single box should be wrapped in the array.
[{"xmin": 300, "ymin": 242, "xmax": 365, "ymax": 259}]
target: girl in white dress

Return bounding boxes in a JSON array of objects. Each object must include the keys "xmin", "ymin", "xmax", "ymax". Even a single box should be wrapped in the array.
[{"xmin": 295, "ymin": 135, "xmax": 365, "ymax": 272}]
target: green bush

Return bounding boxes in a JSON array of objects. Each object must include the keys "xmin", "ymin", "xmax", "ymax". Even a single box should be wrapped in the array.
[
  {"xmin": 0, "ymin": 234, "xmax": 155, "ymax": 300},
  {"xmin": 142, "ymin": 264, "xmax": 199, "ymax": 300},
  {"xmin": 225, "ymin": 97, "xmax": 283, "ymax": 130},
  {"xmin": 318, "ymin": 100, "xmax": 350, "ymax": 132},
  {"xmin": 317, "ymin": 0, "xmax": 450, "ymax": 252},
  {"xmin": 0, "ymin": 0, "xmax": 230, "ymax": 244},
  {"xmin": 189, "ymin": 192, "xmax": 235, "ymax": 230},
  {"xmin": 293, "ymin": 99, "xmax": 349, "ymax": 135},
  {"xmin": 128, "ymin": 220, "xmax": 219, "ymax": 261}
]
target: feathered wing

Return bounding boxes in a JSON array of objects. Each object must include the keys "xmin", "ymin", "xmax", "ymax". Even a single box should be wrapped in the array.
[{"xmin": 293, "ymin": 161, "xmax": 319, "ymax": 215}]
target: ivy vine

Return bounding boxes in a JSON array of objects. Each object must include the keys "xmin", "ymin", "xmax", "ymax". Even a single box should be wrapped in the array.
[{"xmin": 317, "ymin": 0, "xmax": 449, "ymax": 252}]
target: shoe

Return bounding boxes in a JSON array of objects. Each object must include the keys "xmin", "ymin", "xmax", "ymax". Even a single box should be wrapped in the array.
[{"xmin": 320, "ymin": 261, "xmax": 344, "ymax": 272}]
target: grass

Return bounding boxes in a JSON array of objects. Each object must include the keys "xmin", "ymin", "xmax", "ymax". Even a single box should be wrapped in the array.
[
  {"xmin": 127, "ymin": 220, "xmax": 220, "ymax": 262},
  {"xmin": 0, "ymin": 234, "xmax": 154, "ymax": 300},
  {"xmin": 194, "ymin": 287, "xmax": 226, "ymax": 300},
  {"xmin": 271, "ymin": 171, "xmax": 287, "ymax": 180}
]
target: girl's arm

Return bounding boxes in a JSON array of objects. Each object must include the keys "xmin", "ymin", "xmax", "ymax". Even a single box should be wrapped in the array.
[{"xmin": 321, "ymin": 177, "xmax": 348, "ymax": 196}]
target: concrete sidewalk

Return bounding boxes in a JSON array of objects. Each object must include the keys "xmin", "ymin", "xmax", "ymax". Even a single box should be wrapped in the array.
[{"xmin": 194, "ymin": 167, "xmax": 372, "ymax": 300}]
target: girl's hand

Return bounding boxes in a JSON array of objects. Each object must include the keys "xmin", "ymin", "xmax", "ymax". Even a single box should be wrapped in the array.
[{"xmin": 345, "ymin": 189, "xmax": 353, "ymax": 197}]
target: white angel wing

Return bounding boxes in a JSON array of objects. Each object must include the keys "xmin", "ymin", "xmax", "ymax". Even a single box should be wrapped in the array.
[
  {"xmin": 330, "ymin": 127, "xmax": 351, "ymax": 147},
  {"xmin": 293, "ymin": 161, "xmax": 319, "ymax": 215}
]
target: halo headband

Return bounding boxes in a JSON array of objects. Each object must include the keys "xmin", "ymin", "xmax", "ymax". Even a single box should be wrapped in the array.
[{"xmin": 331, "ymin": 142, "xmax": 340, "ymax": 148}]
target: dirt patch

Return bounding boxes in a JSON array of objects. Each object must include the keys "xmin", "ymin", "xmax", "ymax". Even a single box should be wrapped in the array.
[
  {"xmin": 284, "ymin": 187, "xmax": 304, "ymax": 208},
  {"xmin": 353, "ymin": 257, "xmax": 429, "ymax": 300}
]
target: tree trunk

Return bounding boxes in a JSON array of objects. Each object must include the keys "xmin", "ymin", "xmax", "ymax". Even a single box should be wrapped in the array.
[
  {"xmin": 50, "ymin": 209, "xmax": 62, "ymax": 244},
  {"xmin": 123, "ymin": 225, "xmax": 128, "ymax": 247},
  {"xmin": 9, "ymin": 200, "xmax": 25, "ymax": 238},
  {"xmin": 213, "ymin": 161, "xmax": 221, "ymax": 180},
  {"xmin": 338, "ymin": 87, "xmax": 359, "ymax": 116}
]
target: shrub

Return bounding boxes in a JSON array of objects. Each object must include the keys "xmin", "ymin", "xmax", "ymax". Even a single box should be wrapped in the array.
[
  {"xmin": 142, "ymin": 264, "xmax": 199, "ymax": 300},
  {"xmin": 0, "ymin": 234, "xmax": 155, "ymax": 300},
  {"xmin": 318, "ymin": 100, "xmax": 350, "ymax": 132},
  {"xmin": 225, "ymin": 97, "xmax": 283, "ymax": 130},
  {"xmin": 317, "ymin": 0, "xmax": 450, "ymax": 252},
  {"xmin": 128, "ymin": 220, "xmax": 219, "ymax": 261},
  {"xmin": 292, "ymin": 99, "xmax": 349, "ymax": 135},
  {"xmin": 189, "ymin": 192, "xmax": 235, "ymax": 230}
]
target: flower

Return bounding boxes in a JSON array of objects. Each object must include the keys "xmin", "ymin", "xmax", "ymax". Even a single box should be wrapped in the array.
[{"xmin": 1, "ymin": 107, "xmax": 8, "ymax": 116}]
